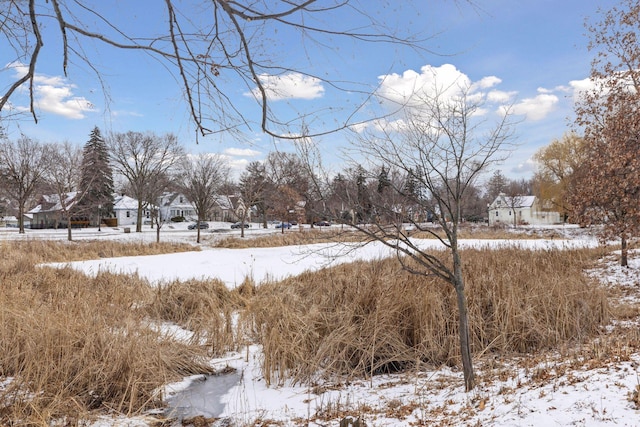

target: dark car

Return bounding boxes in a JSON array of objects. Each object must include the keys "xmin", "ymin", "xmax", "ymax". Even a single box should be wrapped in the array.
[
  {"xmin": 231, "ymin": 222, "xmax": 250, "ymax": 229},
  {"xmin": 314, "ymin": 220, "xmax": 331, "ymax": 227},
  {"xmin": 188, "ymin": 222, "xmax": 209, "ymax": 230},
  {"xmin": 275, "ymin": 222, "xmax": 291, "ymax": 229}
]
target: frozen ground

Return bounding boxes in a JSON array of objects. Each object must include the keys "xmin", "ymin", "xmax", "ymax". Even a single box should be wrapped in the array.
[{"xmin": 4, "ymin": 223, "xmax": 640, "ymax": 426}]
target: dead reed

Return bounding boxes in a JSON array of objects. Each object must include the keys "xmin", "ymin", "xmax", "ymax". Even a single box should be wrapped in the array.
[
  {"xmin": 145, "ymin": 278, "xmax": 247, "ymax": 356},
  {"xmin": 0, "ymin": 241, "xmax": 212, "ymax": 425},
  {"xmin": 250, "ymin": 247, "xmax": 609, "ymax": 386},
  {"xmin": 213, "ymin": 228, "xmax": 376, "ymax": 249},
  {"xmin": 2, "ymin": 239, "xmax": 198, "ymax": 263},
  {"xmin": 0, "ymin": 238, "xmax": 612, "ymax": 424}
]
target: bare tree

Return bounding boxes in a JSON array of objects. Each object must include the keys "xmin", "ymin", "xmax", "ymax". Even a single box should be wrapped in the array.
[
  {"xmin": 108, "ymin": 131, "xmax": 184, "ymax": 232},
  {"xmin": 175, "ymin": 153, "xmax": 230, "ymax": 243},
  {"xmin": 145, "ymin": 172, "xmax": 174, "ymax": 243},
  {"xmin": 347, "ymin": 81, "xmax": 516, "ymax": 391},
  {"xmin": 1, "ymin": 1, "xmax": 427, "ymax": 140},
  {"xmin": 239, "ymin": 161, "xmax": 271, "ymax": 229},
  {"xmin": 0, "ymin": 135, "xmax": 50, "ymax": 233},
  {"xmin": 43, "ymin": 141, "xmax": 84, "ymax": 241}
]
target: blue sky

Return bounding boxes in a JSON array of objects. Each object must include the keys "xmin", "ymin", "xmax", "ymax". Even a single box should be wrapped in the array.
[{"xmin": 0, "ymin": 0, "xmax": 619, "ymax": 181}]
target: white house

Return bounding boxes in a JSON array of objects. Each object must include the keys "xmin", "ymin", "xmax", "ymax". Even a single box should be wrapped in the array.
[
  {"xmin": 488, "ymin": 193, "xmax": 561, "ymax": 226},
  {"xmin": 28, "ymin": 192, "xmax": 81, "ymax": 228},
  {"xmin": 158, "ymin": 192, "xmax": 196, "ymax": 221},
  {"xmin": 112, "ymin": 194, "xmax": 141, "ymax": 227},
  {"xmin": 0, "ymin": 215, "xmax": 26, "ymax": 228}
]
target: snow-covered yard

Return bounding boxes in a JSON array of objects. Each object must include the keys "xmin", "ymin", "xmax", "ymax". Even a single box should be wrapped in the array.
[{"xmin": 4, "ymin": 223, "xmax": 640, "ymax": 426}]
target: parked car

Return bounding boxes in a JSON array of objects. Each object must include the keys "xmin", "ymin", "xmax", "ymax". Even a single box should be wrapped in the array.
[
  {"xmin": 314, "ymin": 220, "xmax": 331, "ymax": 227},
  {"xmin": 231, "ymin": 222, "xmax": 250, "ymax": 229},
  {"xmin": 188, "ymin": 222, "xmax": 209, "ymax": 230},
  {"xmin": 275, "ymin": 222, "xmax": 291, "ymax": 229}
]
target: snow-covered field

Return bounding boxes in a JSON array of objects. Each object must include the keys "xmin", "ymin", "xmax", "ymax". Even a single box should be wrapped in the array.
[{"xmin": 3, "ymin": 223, "xmax": 640, "ymax": 426}]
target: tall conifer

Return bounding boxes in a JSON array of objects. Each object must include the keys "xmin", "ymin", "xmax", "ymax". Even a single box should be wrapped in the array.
[{"xmin": 78, "ymin": 127, "xmax": 114, "ymax": 221}]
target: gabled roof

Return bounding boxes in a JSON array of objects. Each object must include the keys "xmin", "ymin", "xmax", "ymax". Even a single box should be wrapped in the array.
[
  {"xmin": 490, "ymin": 194, "xmax": 536, "ymax": 209},
  {"xmin": 161, "ymin": 192, "xmax": 194, "ymax": 209},
  {"xmin": 29, "ymin": 192, "xmax": 78, "ymax": 214},
  {"xmin": 213, "ymin": 195, "xmax": 234, "ymax": 210},
  {"xmin": 113, "ymin": 194, "xmax": 139, "ymax": 210}
]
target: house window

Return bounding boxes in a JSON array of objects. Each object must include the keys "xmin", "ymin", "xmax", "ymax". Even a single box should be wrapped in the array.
[
  {"xmin": 495, "ymin": 212, "xmax": 498, "ymax": 217},
  {"xmin": 509, "ymin": 211, "xmax": 511, "ymax": 215},
  {"xmin": 179, "ymin": 196, "xmax": 183, "ymax": 203},
  {"xmin": 126, "ymin": 211, "xmax": 130, "ymax": 218}
]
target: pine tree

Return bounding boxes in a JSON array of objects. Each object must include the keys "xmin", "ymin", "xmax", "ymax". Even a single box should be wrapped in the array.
[{"xmin": 78, "ymin": 127, "xmax": 114, "ymax": 222}]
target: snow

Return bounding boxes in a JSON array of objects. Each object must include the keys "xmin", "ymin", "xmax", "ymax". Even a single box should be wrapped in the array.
[{"xmin": 4, "ymin": 223, "xmax": 640, "ymax": 426}]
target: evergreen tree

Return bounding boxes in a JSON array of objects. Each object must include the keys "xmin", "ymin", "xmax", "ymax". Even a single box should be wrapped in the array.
[
  {"xmin": 485, "ymin": 170, "xmax": 507, "ymax": 203},
  {"xmin": 355, "ymin": 166, "xmax": 371, "ymax": 222},
  {"xmin": 377, "ymin": 166, "xmax": 391, "ymax": 194},
  {"xmin": 78, "ymin": 127, "xmax": 114, "ymax": 222}
]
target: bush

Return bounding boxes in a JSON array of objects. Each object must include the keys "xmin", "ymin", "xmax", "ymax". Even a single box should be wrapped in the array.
[{"xmin": 171, "ymin": 215, "xmax": 186, "ymax": 222}]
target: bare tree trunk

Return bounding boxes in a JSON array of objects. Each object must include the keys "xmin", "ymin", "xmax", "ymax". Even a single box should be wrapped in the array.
[
  {"xmin": 18, "ymin": 203, "xmax": 25, "ymax": 234},
  {"xmin": 453, "ymin": 251, "xmax": 475, "ymax": 391},
  {"xmin": 67, "ymin": 216, "xmax": 72, "ymax": 241},
  {"xmin": 621, "ymin": 236, "xmax": 628, "ymax": 267},
  {"xmin": 136, "ymin": 201, "xmax": 144, "ymax": 232},
  {"xmin": 156, "ymin": 225, "xmax": 161, "ymax": 243}
]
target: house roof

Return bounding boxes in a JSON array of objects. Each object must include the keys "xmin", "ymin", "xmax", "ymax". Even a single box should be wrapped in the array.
[
  {"xmin": 28, "ymin": 192, "xmax": 78, "ymax": 214},
  {"xmin": 113, "ymin": 195, "xmax": 139, "ymax": 210},
  {"xmin": 491, "ymin": 194, "xmax": 536, "ymax": 209}
]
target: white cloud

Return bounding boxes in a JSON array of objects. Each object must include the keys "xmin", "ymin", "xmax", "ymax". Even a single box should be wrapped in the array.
[
  {"xmin": 487, "ymin": 90, "xmax": 516, "ymax": 103},
  {"xmin": 509, "ymin": 93, "xmax": 559, "ymax": 121},
  {"xmin": 472, "ymin": 75, "xmax": 502, "ymax": 90},
  {"xmin": 223, "ymin": 147, "xmax": 261, "ymax": 157},
  {"xmin": 509, "ymin": 158, "xmax": 537, "ymax": 175},
  {"xmin": 246, "ymin": 73, "xmax": 324, "ymax": 101},
  {"xmin": 568, "ymin": 77, "xmax": 596, "ymax": 102},
  {"xmin": 34, "ymin": 85, "xmax": 95, "ymax": 119},
  {"xmin": 6, "ymin": 61, "xmax": 95, "ymax": 119},
  {"xmin": 376, "ymin": 64, "xmax": 472, "ymax": 107}
]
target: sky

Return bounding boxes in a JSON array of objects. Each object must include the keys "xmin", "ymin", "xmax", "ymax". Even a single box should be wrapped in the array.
[{"xmin": 0, "ymin": 0, "xmax": 621, "ymax": 181}]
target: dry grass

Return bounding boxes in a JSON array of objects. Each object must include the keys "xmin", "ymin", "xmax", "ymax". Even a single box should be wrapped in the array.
[
  {"xmin": 249, "ymin": 247, "xmax": 609, "ymax": 386},
  {"xmin": 0, "ymin": 241, "xmax": 211, "ymax": 425},
  {"xmin": 213, "ymin": 224, "xmax": 571, "ymax": 250},
  {"xmin": 212, "ymin": 228, "xmax": 362, "ymax": 249},
  {"xmin": 3, "ymin": 239, "xmax": 198, "ymax": 263},
  {"xmin": 145, "ymin": 278, "xmax": 248, "ymax": 356},
  {"xmin": 0, "ymin": 237, "xmax": 613, "ymax": 425}
]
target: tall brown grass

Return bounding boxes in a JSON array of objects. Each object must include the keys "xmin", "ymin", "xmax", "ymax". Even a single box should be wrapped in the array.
[
  {"xmin": 0, "ymin": 241, "xmax": 211, "ymax": 425},
  {"xmin": 145, "ymin": 278, "xmax": 247, "ymax": 356},
  {"xmin": 213, "ymin": 224, "xmax": 571, "ymax": 249},
  {"xmin": 250, "ymin": 248, "xmax": 609, "ymax": 386},
  {"xmin": 212, "ymin": 228, "xmax": 361, "ymax": 249},
  {"xmin": 3, "ymin": 239, "xmax": 198, "ymax": 263},
  {"xmin": 0, "ymin": 238, "xmax": 612, "ymax": 424}
]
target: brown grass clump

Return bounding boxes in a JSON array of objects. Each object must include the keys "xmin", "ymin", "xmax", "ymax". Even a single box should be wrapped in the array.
[
  {"xmin": 3, "ymin": 239, "xmax": 198, "ymax": 263},
  {"xmin": 146, "ymin": 278, "xmax": 247, "ymax": 356},
  {"xmin": 0, "ymin": 242, "xmax": 213, "ymax": 425},
  {"xmin": 250, "ymin": 248, "xmax": 608, "ymax": 386},
  {"xmin": 213, "ymin": 228, "xmax": 367, "ymax": 249}
]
